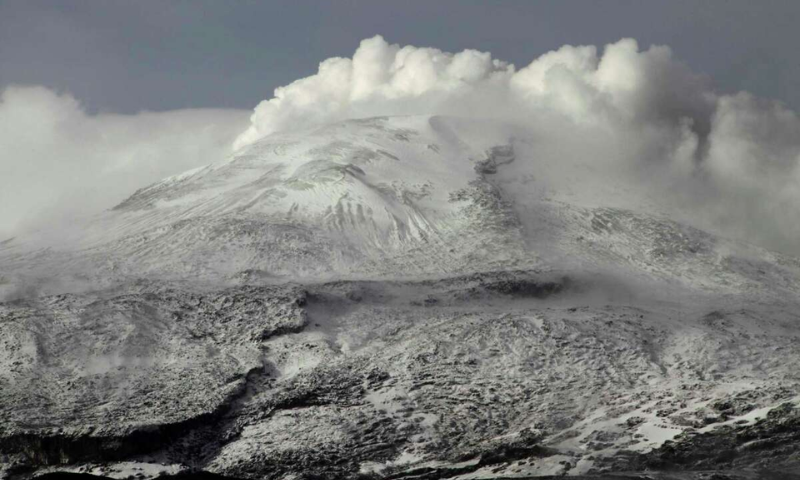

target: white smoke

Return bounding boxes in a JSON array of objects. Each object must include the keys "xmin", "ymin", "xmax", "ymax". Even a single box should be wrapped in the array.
[
  {"xmin": 233, "ymin": 37, "xmax": 716, "ymax": 148},
  {"xmin": 233, "ymin": 36, "xmax": 516, "ymax": 150},
  {"xmin": 0, "ymin": 86, "xmax": 249, "ymax": 239},
  {"xmin": 235, "ymin": 36, "xmax": 800, "ymax": 255}
]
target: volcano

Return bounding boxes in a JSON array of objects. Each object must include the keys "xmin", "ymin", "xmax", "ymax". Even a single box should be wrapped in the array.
[{"xmin": 2, "ymin": 116, "xmax": 800, "ymax": 479}]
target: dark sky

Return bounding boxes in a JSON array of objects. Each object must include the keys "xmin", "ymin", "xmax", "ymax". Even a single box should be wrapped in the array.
[{"xmin": 1, "ymin": 0, "xmax": 799, "ymax": 113}]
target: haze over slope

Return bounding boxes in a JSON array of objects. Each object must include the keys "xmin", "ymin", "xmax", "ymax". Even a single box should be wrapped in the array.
[{"xmin": 0, "ymin": 86, "xmax": 249, "ymax": 239}]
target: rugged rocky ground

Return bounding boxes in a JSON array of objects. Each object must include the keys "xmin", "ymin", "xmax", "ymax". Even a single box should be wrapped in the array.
[
  {"xmin": 2, "ymin": 116, "xmax": 800, "ymax": 479},
  {"xmin": 3, "ymin": 272, "xmax": 800, "ymax": 479}
]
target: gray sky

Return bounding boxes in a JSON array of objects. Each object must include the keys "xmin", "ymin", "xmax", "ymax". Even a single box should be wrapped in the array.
[{"xmin": 1, "ymin": 0, "xmax": 799, "ymax": 113}]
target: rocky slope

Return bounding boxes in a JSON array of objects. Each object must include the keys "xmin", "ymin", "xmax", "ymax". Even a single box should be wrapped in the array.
[{"xmin": 2, "ymin": 116, "xmax": 800, "ymax": 479}]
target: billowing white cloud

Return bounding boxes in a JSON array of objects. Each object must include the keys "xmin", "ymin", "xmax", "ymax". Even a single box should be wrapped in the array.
[
  {"xmin": 235, "ymin": 36, "xmax": 800, "ymax": 255},
  {"xmin": 233, "ymin": 36, "xmax": 515, "ymax": 150},
  {"xmin": 234, "ymin": 36, "xmax": 716, "ymax": 148},
  {"xmin": 0, "ymin": 86, "xmax": 249, "ymax": 239}
]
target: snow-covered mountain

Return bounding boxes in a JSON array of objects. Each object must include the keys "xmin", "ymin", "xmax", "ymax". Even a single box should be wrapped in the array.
[
  {"xmin": 2, "ymin": 116, "xmax": 800, "ymax": 479},
  {"xmin": 5, "ymin": 115, "xmax": 798, "ymax": 292}
]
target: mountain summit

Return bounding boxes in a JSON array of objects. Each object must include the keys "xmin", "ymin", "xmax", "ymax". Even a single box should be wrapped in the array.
[{"xmin": 5, "ymin": 115, "xmax": 797, "ymax": 292}]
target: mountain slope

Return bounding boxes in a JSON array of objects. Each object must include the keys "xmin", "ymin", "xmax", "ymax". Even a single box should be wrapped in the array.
[
  {"xmin": 2, "ymin": 116, "xmax": 800, "ymax": 479},
  {"xmin": 4, "ymin": 115, "xmax": 799, "ymax": 294}
]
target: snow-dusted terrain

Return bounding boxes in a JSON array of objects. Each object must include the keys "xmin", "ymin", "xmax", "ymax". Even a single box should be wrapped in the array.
[{"xmin": 2, "ymin": 116, "xmax": 800, "ymax": 479}]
